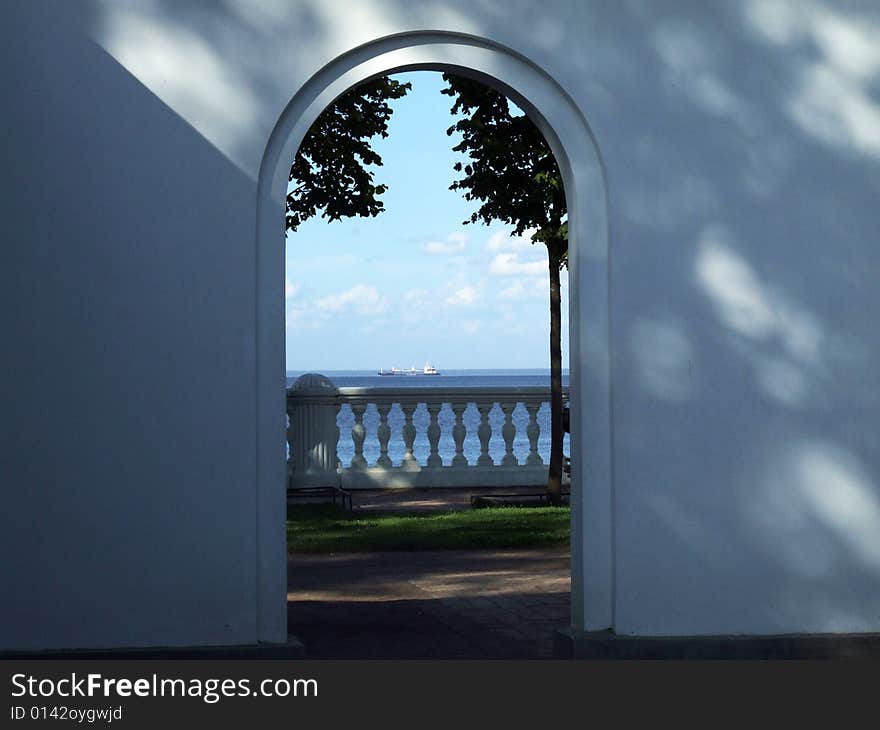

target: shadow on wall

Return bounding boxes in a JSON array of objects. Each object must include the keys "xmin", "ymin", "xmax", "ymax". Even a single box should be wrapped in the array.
[
  {"xmin": 85, "ymin": 0, "xmax": 505, "ymax": 175},
  {"xmin": 591, "ymin": 1, "xmax": 880, "ymax": 633},
  {"xmin": 4, "ymin": 0, "xmax": 879, "ymax": 636},
  {"xmin": 1, "ymin": 2, "xmax": 261, "ymax": 649}
]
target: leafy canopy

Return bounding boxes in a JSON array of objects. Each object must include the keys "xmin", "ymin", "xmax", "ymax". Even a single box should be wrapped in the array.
[
  {"xmin": 441, "ymin": 73, "xmax": 567, "ymax": 266},
  {"xmin": 286, "ymin": 76, "xmax": 411, "ymax": 233}
]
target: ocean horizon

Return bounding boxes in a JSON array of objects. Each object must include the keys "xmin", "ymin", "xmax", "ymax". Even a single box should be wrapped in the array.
[{"xmin": 287, "ymin": 368, "xmax": 570, "ymax": 389}]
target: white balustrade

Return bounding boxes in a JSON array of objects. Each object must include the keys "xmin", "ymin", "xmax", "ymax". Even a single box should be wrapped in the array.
[{"xmin": 286, "ymin": 376, "xmax": 570, "ymax": 490}]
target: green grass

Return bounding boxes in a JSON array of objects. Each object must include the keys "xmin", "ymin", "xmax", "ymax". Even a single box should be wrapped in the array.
[{"xmin": 287, "ymin": 504, "xmax": 571, "ymax": 552}]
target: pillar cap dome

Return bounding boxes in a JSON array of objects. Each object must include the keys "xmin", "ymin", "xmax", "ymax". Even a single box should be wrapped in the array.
[{"xmin": 290, "ymin": 373, "xmax": 338, "ymax": 394}]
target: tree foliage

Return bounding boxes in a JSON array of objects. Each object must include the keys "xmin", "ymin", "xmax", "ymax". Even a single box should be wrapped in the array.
[
  {"xmin": 442, "ymin": 73, "xmax": 569, "ymax": 504},
  {"xmin": 286, "ymin": 76, "xmax": 411, "ymax": 233},
  {"xmin": 441, "ymin": 74, "xmax": 568, "ymax": 263}
]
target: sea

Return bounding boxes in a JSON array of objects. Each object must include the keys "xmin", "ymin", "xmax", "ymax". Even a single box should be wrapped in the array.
[{"xmin": 287, "ymin": 369, "xmax": 570, "ymax": 467}]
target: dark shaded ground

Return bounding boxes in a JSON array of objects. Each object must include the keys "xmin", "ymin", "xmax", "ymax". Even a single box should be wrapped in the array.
[
  {"xmin": 287, "ymin": 548, "xmax": 570, "ymax": 659},
  {"xmin": 289, "ymin": 485, "xmax": 559, "ymax": 513}
]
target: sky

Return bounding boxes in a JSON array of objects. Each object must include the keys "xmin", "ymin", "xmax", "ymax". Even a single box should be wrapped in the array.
[{"xmin": 285, "ymin": 71, "xmax": 569, "ymax": 372}]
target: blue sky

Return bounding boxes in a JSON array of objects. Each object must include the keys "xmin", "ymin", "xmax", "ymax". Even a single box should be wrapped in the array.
[{"xmin": 285, "ymin": 71, "xmax": 568, "ymax": 371}]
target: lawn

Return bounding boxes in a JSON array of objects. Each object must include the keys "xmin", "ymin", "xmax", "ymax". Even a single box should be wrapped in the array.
[{"xmin": 287, "ymin": 504, "xmax": 571, "ymax": 552}]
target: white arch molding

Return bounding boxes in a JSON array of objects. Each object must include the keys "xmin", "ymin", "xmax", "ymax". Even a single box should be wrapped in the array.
[{"xmin": 255, "ymin": 32, "xmax": 612, "ymax": 642}]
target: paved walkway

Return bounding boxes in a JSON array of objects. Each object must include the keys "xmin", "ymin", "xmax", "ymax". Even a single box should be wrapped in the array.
[
  {"xmin": 287, "ymin": 548, "xmax": 570, "ymax": 659},
  {"xmin": 287, "ymin": 486, "xmax": 571, "ymax": 659}
]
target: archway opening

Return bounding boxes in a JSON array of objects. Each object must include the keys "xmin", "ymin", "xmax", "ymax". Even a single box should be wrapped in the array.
[
  {"xmin": 255, "ymin": 34, "xmax": 612, "ymax": 647},
  {"xmin": 284, "ymin": 68, "xmax": 570, "ymax": 658}
]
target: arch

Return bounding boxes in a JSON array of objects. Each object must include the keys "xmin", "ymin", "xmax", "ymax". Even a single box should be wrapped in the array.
[{"xmin": 255, "ymin": 31, "xmax": 612, "ymax": 642}]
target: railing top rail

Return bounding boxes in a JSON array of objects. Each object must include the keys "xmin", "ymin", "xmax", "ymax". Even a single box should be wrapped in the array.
[{"xmin": 311, "ymin": 385, "xmax": 569, "ymax": 402}]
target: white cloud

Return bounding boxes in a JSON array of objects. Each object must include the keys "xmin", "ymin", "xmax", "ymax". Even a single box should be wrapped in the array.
[
  {"xmin": 404, "ymin": 288, "xmax": 429, "ymax": 302},
  {"xmin": 462, "ymin": 319, "xmax": 482, "ymax": 334},
  {"xmin": 400, "ymin": 289, "xmax": 430, "ymax": 324},
  {"xmin": 445, "ymin": 285, "xmax": 480, "ymax": 307},
  {"xmin": 489, "ymin": 252, "xmax": 546, "ymax": 276},
  {"xmin": 498, "ymin": 277, "xmax": 548, "ymax": 300},
  {"xmin": 498, "ymin": 280, "xmax": 527, "ymax": 300},
  {"xmin": 315, "ymin": 284, "xmax": 387, "ymax": 316},
  {"xmin": 486, "ymin": 229, "xmax": 537, "ymax": 251},
  {"xmin": 423, "ymin": 232, "xmax": 469, "ymax": 255},
  {"xmin": 285, "ymin": 304, "xmax": 321, "ymax": 331},
  {"xmin": 285, "ymin": 278, "xmax": 300, "ymax": 299}
]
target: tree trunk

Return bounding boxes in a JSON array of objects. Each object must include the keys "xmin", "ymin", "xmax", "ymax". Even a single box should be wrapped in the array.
[{"xmin": 546, "ymin": 244, "xmax": 564, "ymax": 506}]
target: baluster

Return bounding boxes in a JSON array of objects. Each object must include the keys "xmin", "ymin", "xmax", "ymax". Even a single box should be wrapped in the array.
[
  {"xmin": 426, "ymin": 402, "xmax": 443, "ymax": 468},
  {"xmin": 286, "ymin": 409, "xmax": 295, "ymax": 470},
  {"xmin": 477, "ymin": 402, "xmax": 494, "ymax": 466},
  {"xmin": 500, "ymin": 401, "xmax": 518, "ymax": 466},
  {"xmin": 335, "ymin": 402, "xmax": 342, "ymax": 469},
  {"xmin": 401, "ymin": 402, "xmax": 418, "ymax": 466},
  {"xmin": 451, "ymin": 402, "xmax": 468, "ymax": 467},
  {"xmin": 525, "ymin": 401, "xmax": 543, "ymax": 465},
  {"xmin": 350, "ymin": 402, "xmax": 367, "ymax": 469},
  {"xmin": 376, "ymin": 402, "xmax": 392, "ymax": 468}
]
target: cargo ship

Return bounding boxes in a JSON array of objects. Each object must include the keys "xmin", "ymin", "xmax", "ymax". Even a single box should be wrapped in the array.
[{"xmin": 378, "ymin": 362, "xmax": 440, "ymax": 376}]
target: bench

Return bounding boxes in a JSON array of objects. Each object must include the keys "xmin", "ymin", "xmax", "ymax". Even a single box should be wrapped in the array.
[
  {"xmin": 287, "ymin": 485, "xmax": 353, "ymax": 511},
  {"xmin": 470, "ymin": 491, "xmax": 570, "ymax": 508}
]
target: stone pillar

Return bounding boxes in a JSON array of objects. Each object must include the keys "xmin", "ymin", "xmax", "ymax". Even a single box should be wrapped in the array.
[{"xmin": 286, "ymin": 373, "xmax": 340, "ymax": 488}]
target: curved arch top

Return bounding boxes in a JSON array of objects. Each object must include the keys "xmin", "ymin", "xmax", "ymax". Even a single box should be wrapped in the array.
[{"xmin": 254, "ymin": 32, "xmax": 613, "ymax": 641}]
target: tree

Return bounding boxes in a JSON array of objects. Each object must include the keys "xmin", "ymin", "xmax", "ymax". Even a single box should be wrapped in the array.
[
  {"xmin": 441, "ymin": 73, "xmax": 568, "ymax": 505},
  {"xmin": 286, "ymin": 76, "xmax": 411, "ymax": 233}
]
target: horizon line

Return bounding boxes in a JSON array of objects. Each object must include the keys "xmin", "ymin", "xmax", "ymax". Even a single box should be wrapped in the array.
[{"xmin": 287, "ymin": 367, "xmax": 571, "ymax": 373}]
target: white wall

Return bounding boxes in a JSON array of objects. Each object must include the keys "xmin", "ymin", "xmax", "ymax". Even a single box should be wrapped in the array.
[
  {"xmin": 2, "ymin": 0, "xmax": 879, "ymax": 650},
  {"xmin": 590, "ymin": 1, "xmax": 880, "ymax": 634},
  {"xmin": 1, "ymin": 2, "xmax": 260, "ymax": 650}
]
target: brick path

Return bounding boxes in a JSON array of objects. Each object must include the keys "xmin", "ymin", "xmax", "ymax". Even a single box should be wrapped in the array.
[{"xmin": 287, "ymin": 548, "xmax": 570, "ymax": 659}]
